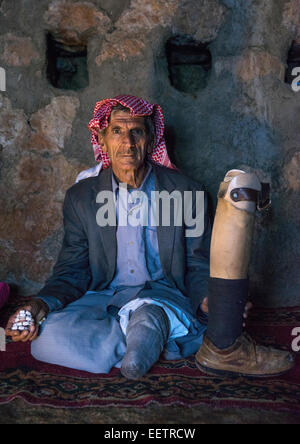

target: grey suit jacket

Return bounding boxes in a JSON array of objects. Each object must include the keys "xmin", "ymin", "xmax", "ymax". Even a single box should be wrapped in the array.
[{"xmin": 36, "ymin": 163, "xmax": 212, "ymax": 316}]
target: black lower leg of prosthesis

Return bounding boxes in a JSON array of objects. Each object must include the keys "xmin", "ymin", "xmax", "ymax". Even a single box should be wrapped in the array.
[
  {"xmin": 120, "ymin": 304, "xmax": 170, "ymax": 380},
  {"xmin": 206, "ymin": 278, "xmax": 249, "ymax": 350}
]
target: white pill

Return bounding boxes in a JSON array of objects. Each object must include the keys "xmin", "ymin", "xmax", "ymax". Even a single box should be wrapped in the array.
[
  {"xmin": 25, "ymin": 311, "xmax": 31, "ymax": 316},
  {"xmin": 11, "ymin": 325, "xmax": 18, "ymax": 330},
  {"xmin": 23, "ymin": 322, "xmax": 29, "ymax": 326},
  {"xmin": 18, "ymin": 326, "xmax": 25, "ymax": 331}
]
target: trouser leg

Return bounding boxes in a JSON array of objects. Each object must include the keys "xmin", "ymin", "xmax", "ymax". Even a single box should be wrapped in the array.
[
  {"xmin": 120, "ymin": 304, "xmax": 170, "ymax": 380},
  {"xmin": 206, "ymin": 277, "xmax": 249, "ymax": 349}
]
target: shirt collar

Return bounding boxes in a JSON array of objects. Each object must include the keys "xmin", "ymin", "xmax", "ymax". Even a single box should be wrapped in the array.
[{"xmin": 111, "ymin": 162, "xmax": 153, "ymax": 197}]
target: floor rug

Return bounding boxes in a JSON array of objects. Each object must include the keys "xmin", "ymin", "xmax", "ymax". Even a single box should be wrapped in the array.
[{"xmin": 0, "ymin": 298, "xmax": 300, "ymax": 412}]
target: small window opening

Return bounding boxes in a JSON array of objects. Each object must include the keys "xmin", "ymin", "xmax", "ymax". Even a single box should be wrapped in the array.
[
  {"xmin": 285, "ymin": 40, "xmax": 300, "ymax": 86},
  {"xmin": 166, "ymin": 35, "xmax": 212, "ymax": 94},
  {"xmin": 46, "ymin": 33, "xmax": 89, "ymax": 90}
]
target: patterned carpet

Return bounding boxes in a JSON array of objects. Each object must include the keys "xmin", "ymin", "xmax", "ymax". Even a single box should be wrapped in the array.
[{"xmin": 0, "ymin": 298, "xmax": 300, "ymax": 412}]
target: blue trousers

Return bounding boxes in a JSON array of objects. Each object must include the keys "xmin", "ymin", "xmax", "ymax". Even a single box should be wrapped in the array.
[{"xmin": 31, "ymin": 289, "xmax": 206, "ymax": 374}]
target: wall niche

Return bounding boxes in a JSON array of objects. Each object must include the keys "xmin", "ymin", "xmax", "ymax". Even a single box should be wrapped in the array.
[
  {"xmin": 166, "ymin": 35, "xmax": 212, "ymax": 94},
  {"xmin": 46, "ymin": 33, "xmax": 89, "ymax": 90},
  {"xmin": 285, "ymin": 40, "xmax": 300, "ymax": 86}
]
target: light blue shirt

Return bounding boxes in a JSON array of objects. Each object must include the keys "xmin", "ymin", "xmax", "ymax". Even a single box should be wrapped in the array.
[{"xmin": 109, "ymin": 163, "xmax": 165, "ymax": 289}]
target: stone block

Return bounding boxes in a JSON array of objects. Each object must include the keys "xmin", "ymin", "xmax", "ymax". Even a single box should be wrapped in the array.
[
  {"xmin": 0, "ymin": 33, "xmax": 39, "ymax": 67},
  {"xmin": 44, "ymin": 0, "xmax": 111, "ymax": 46}
]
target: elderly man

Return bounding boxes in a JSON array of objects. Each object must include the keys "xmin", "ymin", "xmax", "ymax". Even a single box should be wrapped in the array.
[{"xmin": 5, "ymin": 95, "xmax": 293, "ymax": 379}]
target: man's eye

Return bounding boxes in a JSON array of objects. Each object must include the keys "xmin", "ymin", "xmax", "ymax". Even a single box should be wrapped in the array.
[
  {"xmin": 132, "ymin": 129, "xmax": 144, "ymax": 136},
  {"xmin": 112, "ymin": 128, "xmax": 120, "ymax": 134}
]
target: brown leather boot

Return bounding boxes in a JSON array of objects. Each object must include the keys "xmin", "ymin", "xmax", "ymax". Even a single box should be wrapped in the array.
[{"xmin": 195, "ymin": 333, "xmax": 294, "ymax": 378}]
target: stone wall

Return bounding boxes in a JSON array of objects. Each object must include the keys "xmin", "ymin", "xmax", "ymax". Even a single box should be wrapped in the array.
[{"xmin": 0, "ymin": 0, "xmax": 299, "ymax": 306}]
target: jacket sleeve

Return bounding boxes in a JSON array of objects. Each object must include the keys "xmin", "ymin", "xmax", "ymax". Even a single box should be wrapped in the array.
[
  {"xmin": 184, "ymin": 188, "xmax": 212, "ymax": 315},
  {"xmin": 34, "ymin": 188, "xmax": 91, "ymax": 311}
]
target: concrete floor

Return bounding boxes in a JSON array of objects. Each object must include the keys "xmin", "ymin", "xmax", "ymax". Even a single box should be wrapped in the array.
[{"xmin": 0, "ymin": 399, "xmax": 300, "ymax": 424}]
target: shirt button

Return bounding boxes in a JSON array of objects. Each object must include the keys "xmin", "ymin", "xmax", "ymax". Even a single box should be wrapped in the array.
[
  {"xmin": 129, "ymin": 241, "xmax": 133, "ymax": 245},
  {"xmin": 130, "ymin": 269, "xmax": 134, "ymax": 274}
]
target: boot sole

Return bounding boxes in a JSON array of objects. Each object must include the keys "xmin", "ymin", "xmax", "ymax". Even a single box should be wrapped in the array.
[{"xmin": 195, "ymin": 359, "xmax": 293, "ymax": 379}]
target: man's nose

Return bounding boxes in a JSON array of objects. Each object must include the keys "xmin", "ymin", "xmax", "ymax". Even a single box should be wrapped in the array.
[{"xmin": 122, "ymin": 130, "xmax": 136, "ymax": 148}]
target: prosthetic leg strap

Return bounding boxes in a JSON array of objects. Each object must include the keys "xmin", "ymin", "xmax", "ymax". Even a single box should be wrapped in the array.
[
  {"xmin": 229, "ymin": 184, "xmax": 271, "ymax": 210},
  {"xmin": 206, "ymin": 277, "xmax": 249, "ymax": 350},
  {"xmin": 230, "ymin": 188, "xmax": 258, "ymax": 203}
]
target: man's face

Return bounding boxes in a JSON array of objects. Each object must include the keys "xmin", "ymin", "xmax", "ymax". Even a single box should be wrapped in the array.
[{"xmin": 98, "ymin": 110, "xmax": 150, "ymax": 171}]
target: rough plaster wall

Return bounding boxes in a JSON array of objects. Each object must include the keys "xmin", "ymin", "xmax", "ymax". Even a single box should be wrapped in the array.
[{"xmin": 0, "ymin": 0, "xmax": 299, "ymax": 306}]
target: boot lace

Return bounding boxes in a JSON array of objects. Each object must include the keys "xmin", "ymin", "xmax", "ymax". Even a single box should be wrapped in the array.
[{"xmin": 243, "ymin": 332, "xmax": 258, "ymax": 363}]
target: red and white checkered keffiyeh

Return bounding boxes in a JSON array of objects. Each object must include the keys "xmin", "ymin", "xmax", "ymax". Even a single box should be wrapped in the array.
[{"xmin": 88, "ymin": 95, "xmax": 175, "ymax": 170}]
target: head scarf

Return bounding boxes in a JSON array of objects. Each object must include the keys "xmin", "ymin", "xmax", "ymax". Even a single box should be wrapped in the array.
[{"xmin": 88, "ymin": 95, "xmax": 175, "ymax": 169}]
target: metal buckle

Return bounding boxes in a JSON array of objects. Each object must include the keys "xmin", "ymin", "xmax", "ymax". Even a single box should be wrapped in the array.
[{"xmin": 257, "ymin": 183, "xmax": 271, "ymax": 211}]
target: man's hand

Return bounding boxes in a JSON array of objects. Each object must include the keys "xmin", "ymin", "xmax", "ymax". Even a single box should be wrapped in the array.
[
  {"xmin": 5, "ymin": 299, "xmax": 48, "ymax": 342},
  {"xmin": 200, "ymin": 297, "xmax": 253, "ymax": 327}
]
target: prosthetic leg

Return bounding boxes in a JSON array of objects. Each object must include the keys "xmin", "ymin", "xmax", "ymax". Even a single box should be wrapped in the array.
[{"xmin": 195, "ymin": 169, "xmax": 294, "ymax": 377}]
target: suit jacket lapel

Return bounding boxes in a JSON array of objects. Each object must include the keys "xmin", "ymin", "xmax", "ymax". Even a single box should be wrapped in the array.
[{"xmin": 153, "ymin": 164, "xmax": 176, "ymax": 283}]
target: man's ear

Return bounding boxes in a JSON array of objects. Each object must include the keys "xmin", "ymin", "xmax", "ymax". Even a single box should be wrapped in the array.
[
  {"xmin": 98, "ymin": 131, "xmax": 107, "ymax": 152},
  {"xmin": 147, "ymin": 137, "xmax": 155, "ymax": 154}
]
